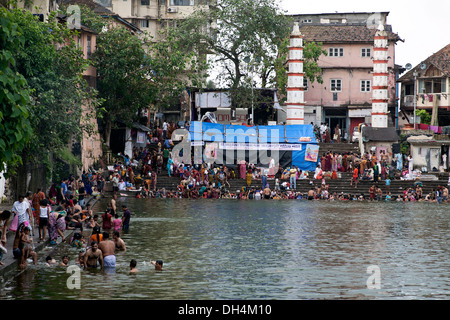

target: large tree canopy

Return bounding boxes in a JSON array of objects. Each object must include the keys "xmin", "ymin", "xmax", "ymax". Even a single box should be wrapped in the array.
[
  {"xmin": 177, "ymin": 0, "xmax": 291, "ymax": 89},
  {"xmin": 174, "ymin": 0, "xmax": 326, "ymax": 117},
  {"xmin": 0, "ymin": 7, "xmax": 32, "ymax": 174},
  {"xmin": 3, "ymin": 6, "xmax": 101, "ymax": 179}
]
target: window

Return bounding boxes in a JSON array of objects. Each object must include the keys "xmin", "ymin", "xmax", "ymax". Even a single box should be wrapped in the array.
[
  {"xmin": 330, "ymin": 79, "xmax": 342, "ymax": 92},
  {"xmin": 170, "ymin": 0, "xmax": 194, "ymax": 5},
  {"xmin": 419, "ymin": 78, "xmax": 447, "ymax": 94},
  {"xmin": 141, "ymin": 20, "xmax": 149, "ymax": 28},
  {"xmin": 86, "ymin": 36, "xmax": 91, "ymax": 59},
  {"xmin": 328, "ymin": 47, "xmax": 344, "ymax": 57},
  {"xmin": 302, "ymin": 19, "xmax": 312, "ymax": 23},
  {"xmin": 361, "ymin": 48, "xmax": 371, "ymax": 57},
  {"xmin": 303, "ymin": 78, "xmax": 308, "ymax": 91},
  {"xmin": 360, "ymin": 80, "xmax": 371, "ymax": 92},
  {"xmin": 141, "ymin": 0, "xmax": 149, "ymax": 5}
]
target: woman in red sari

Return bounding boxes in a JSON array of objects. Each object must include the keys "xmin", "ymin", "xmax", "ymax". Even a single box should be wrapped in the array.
[{"xmin": 239, "ymin": 160, "xmax": 247, "ymax": 179}]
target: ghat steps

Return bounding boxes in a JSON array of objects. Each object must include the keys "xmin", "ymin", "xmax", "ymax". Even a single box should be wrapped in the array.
[{"xmin": 153, "ymin": 171, "xmax": 448, "ymax": 197}]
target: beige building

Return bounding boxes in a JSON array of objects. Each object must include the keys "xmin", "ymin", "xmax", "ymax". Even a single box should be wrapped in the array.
[{"xmin": 95, "ymin": 0, "xmax": 211, "ymax": 40}]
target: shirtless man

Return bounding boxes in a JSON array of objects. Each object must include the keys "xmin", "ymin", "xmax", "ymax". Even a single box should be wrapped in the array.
[
  {"xmin": 98, "ymin": 232, "xmax": 116, "ymax": 268},
  {"xmin": 307, "ymin": 188, "xmax": 315, "ymax": 200},
  {"xmin": 72, "ymin": 199, "xmax": 83, "ymax": 216},
  {"xmin": 84, "ymin": 241, "xmax": 103, "ymax": 269},
  {"xmin": 110, "ymin": 194, "xmax": 117, "ymax": 216},
  {"xmin": 113, "ymin": 231, "xmax": 126, "ymax": 252},
  {"xmin": 263, "ymin": 185, "xmax": 271, "ymax": 199}
]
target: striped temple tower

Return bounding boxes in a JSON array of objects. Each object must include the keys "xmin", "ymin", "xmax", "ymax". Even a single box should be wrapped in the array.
[
  {"xmin": 286, "ymin": 22, "xmax": 305, "ymax": 125},
  {"xmin": 371, "ymin": 24, "xmax": 389, "ymax": 128}
]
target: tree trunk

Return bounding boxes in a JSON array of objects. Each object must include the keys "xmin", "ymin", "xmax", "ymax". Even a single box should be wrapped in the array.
[
  {"xmin": 430, "ymin": 98, "xmax": 439, "ymax": 126},
  {"xmin": 104, "ymin": 117, "xmax": 112, "ymax": 147}
]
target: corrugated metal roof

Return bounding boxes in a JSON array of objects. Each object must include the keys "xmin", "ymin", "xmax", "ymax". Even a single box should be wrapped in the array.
[{"xmin": 362, "ymin": 127, "xmax": 399, "ymax": 142}]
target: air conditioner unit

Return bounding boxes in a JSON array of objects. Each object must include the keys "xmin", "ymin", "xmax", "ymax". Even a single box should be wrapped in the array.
[{"xmin": 167, "ymin": 7, "xmax": 178, "ymax": 13}]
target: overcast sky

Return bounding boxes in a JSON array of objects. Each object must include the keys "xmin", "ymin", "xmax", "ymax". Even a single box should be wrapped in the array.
[{"xmin": 279, "ymin": 0, "xmax": 450, "ymax": 71}]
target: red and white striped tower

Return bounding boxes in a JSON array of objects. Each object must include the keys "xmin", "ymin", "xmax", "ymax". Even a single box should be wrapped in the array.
[
  {"xmin": 371, "ymin": 24, "xmax": 389, "ymax": 128},
  {"xmin": 286, "ymin": 22, "xmax": 305, "ymax": 125}
]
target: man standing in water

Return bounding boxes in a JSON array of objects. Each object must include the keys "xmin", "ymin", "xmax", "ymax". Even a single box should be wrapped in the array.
[
  {"xmin": 113, "ymin": 231, "xmax": 126, "ymax": 251},
  {"xmin": 84, "ymin": 241, "xmax": 103, "ymax": 269},
  {"xmin": 263, "ymin": 185, "xmax": 271, "ymax": 199},
  {"xmin": 98, "ymin": 232, "xmax": 116, "ymax": 268},
  {"xmin": 110, "ymin": 194, "xmax": 117, "ymax": 216},
  {"xmin": 122, "ymin": 205, "xmax": 131, "ymax": 232}
]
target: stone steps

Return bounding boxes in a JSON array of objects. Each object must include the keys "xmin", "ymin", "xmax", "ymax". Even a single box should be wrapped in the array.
[
  {"xmin": 153, "ymin": 173, "xmax": 448, "ymax": 196},
  {"xmin": 318, "ymin": 142, "xmax": 360, "ymax": 155}
]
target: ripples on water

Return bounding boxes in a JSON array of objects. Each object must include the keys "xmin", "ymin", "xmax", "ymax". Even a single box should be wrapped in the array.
[{"xmin": 1, "ymin": 198, "xmax": 449, "ymax": 300}]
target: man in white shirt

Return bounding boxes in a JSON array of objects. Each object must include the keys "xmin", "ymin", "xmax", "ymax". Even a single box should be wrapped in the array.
[
  {"xmin": 163, "ymin": 121, "xmax": 168, "ymax": 140},
  {"xmin": 11, "ymin": 194, "xmax": 33, "ymax": 232},
  {"xmin": 112, "ymin": 173, "xmax": 120, "ymax": 192}
]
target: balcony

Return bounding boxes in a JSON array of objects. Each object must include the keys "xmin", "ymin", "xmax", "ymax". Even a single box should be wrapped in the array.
[{"xmin": 403, "ymin": 93, "xmax": 450, "ymax": 109}]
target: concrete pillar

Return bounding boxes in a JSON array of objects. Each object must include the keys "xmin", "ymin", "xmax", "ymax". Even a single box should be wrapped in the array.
[
  {"xmin": 371, "ymin": 24, "xmax": 389, "ymax": 128},
  {"xmin": 286, "ymin": 22, "xmax": 305, "ymax": 125}
]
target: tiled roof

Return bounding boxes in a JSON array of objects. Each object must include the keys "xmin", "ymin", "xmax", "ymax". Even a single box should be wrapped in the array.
[
  {"xmin": 399, "ymin": 43, "xmax": 450, "ymax": 81},
  {"xmin": 299, "ymin": 24, "xmax": 402, "ymax": 43}
]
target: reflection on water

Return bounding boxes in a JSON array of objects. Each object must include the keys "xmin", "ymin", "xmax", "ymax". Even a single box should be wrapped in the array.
[{"xmin": 1, "ymin": 198, "xmax": 449, "ymax": 300}]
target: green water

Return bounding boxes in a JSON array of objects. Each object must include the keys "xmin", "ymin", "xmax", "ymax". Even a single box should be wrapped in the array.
[{"xmin": 1, "ymin": 198, "xmax": 449, "ymax": 300}]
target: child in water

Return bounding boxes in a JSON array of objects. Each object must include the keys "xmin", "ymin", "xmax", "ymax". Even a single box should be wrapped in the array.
[
  {"xmin": 71, "ymin": 232, "xmax": 85, "ymax": 249},
  {"xmin": 130, "ymin": 259, "xmax": 139, "ymax": 273},
  {"xmin": 151, "ymin": 260, "xmax": 163, "ymax": 271}
]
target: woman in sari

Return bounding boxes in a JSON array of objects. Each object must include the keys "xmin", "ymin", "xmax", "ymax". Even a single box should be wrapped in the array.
[
  {"xmin": 325, "ymin": 152, "xmax": 332, "ymax": 171},
  {"xmin": 48, "ymin": 211, "xmax": 66, "ymax": 245},
  {"xmin": 246, "ymin": 169, "xmax": 252, "ymax": 187},
  {"xmin": 342, "ymin": 153, "xmax": 348, "ymax": 172},
  {"xmin": 331, "ymin": 153, "xmax": 338, "ymax": 171},
  {"xmin": 239, "ymin": 160, "xmax": 247, "ymax": 179},
  {"xmin": 167, "ymin": 156, "xmax": 174, "ymax": 177}
]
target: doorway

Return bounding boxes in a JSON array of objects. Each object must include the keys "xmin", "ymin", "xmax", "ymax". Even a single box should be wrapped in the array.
[{"xmin": 325, "ymin": 117, "xmax": 347, "ymax": 141}]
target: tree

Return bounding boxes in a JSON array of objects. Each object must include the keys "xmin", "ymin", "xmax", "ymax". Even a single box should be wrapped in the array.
[
  {"xmin": 0, "ymin": 7, "xmax": 33, "ymax": 175},
  {"xmin": 415, "ymin": 109, "xmax": 431, "ymax": 125},
  {"xmin": 175, "ymin": 0, "xmax": 326, "ymax": 117},
  {"xmin": 92, "ymin": 26, "xmax": 152, "ymax": 146},
  {"xmin": 6, "ymin": 7, "xmax": 101, "ymax": 181},
  {"xmin": 178, "ymin": 0, "xmax": 290, "ymax": 88},
  {"xmin": 92, "ymin": 15, "xmax": 208, "ymax": 146}
]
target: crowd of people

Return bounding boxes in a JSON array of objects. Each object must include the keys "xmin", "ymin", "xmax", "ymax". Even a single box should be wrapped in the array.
[
  {"xmin": 0, "ymin": 171, "xmax": 138, "ymax": 270},
  {"xmin": 1, "ymin": 120, "xmax": 449, "ymax": 271},
  {"xmin": 312, "ymin": 122, "xmax": 345, "ymax": 143},
  {"xmin": 104, "ymin": 129, "xmax": 450, "ymax": 204}
]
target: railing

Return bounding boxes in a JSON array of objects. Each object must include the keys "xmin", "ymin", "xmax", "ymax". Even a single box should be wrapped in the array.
[{"xmin": 403, "ymin": 93, "xmax": 449, "ymax": 108}]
